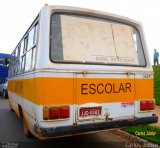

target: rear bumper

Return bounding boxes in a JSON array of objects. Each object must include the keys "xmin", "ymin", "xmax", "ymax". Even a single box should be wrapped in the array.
[{"xmin": 34, "ymin": 115, "xmax": 158, "ymax": 138}]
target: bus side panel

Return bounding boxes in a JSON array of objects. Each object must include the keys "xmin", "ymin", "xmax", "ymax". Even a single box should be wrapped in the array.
[{"xmin": 8, "ymin": 76, "xmax": 37, "ymax": 135}]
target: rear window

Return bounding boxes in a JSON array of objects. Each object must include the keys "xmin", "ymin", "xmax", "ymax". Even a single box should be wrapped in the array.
[{"xmin": 50, "ymin": 13, "xmax": 146, "ymax": 66}]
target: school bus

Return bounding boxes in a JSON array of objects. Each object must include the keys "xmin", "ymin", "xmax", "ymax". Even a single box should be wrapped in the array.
[{"xmin": 8, "ymin": 5, "xmax": 158, "ymax": 139}]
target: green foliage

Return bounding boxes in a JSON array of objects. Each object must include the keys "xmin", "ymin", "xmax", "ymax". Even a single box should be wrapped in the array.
[
  {"xmin": 153, "ymin": 65, "xmax": 160, "ymax": 105},
  {"xmin": 123, "ymin": 125, "xmax": 160, "ymax": 144}
]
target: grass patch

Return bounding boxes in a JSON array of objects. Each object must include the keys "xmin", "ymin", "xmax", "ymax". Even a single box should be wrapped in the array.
[
  {"xmin": 123, "ymin": 66, "xmax": 160, "ymax": 144},
  {"xmin": 153, "ymin": 65, "xmax": 160, "ymax": 105},
  {"xmin": 123, "ymin": 125, "xmax": 160, "ymax": 144},
  {"xmin": 153, "ymin": 65, "xmax": 160, "ymax": 73}
]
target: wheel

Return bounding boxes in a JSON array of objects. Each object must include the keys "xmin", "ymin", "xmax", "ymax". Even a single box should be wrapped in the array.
[
  {"xmin": 23, "ymin": 115, "xmax": 31, "ymax": 137},
  {"xmin": 3, "ymin": 90, "xmax": 8, "ymax": 99},
  {"xmin": 8, "ymin": 100, "xmax": 14, "ymax": 112}
]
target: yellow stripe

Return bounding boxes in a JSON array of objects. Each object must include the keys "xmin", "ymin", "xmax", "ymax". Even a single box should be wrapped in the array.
[{"xmin": 8, "ymin": 77, "xmax": 153, "ymax": 105}]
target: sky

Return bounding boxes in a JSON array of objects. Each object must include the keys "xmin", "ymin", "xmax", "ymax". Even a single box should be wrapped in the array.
[{"xmin": 0, "ymin": 0, "xmax": 160, "ymax": 63}]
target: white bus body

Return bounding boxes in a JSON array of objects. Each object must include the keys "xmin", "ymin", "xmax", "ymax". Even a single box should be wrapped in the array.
[{"xmin": 8, "ymin": 5, "xmax": 158, "ymax": 139}]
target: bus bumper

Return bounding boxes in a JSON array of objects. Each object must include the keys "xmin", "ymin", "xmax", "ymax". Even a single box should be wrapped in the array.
[{"xmin": 34, "ymin": 115, "xmax": 158, "ymax": 138}]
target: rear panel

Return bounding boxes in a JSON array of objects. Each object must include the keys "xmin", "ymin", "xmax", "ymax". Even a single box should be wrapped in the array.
[
  {"xmin": 75, "ymin": 73, "xmax": 135, "ymax": 123},
  {"xmin": 7, "ymin": 6, "xmax": 156, "ymax": 138},
  {"xmin": 36, "ymin": 6, "xmax": 155, "ymax": 129}
]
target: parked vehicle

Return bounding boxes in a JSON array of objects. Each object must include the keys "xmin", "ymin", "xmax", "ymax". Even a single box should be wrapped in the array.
[
  {"xmin": 8, "ymin": 5, "xmax": 158, "ymax": 139},
  {"xmin": 0, "ymin": 53, "xmax": 10, "ymax": 82},
  {"xmin": 0, "ymin": 78, "xmax": 8, "ymax": 98}
]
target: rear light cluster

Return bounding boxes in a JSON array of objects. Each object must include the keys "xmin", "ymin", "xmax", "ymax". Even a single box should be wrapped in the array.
[
  {"xmin": 140, "ymin": 100, "xmax": 155, "ymax": 111},
  {"xmin": 43, "ymin": 106, "xmax": 70, "ymax": 120}
]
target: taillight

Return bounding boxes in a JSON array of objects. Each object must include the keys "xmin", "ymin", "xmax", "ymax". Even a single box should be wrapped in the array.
[
  {"xmin": 43, "ymin": 106, "xmax": 70, "ymax": 120},
  {"xmin": 43, "ymin": 107, "xmax": 49, "ymax": 120},
  {"xmin": 60, "ymin": 106, "xmax": 70, "ymax": 118},
  {"xmin": 140, "ymin": 100, "xmax": 155, "ymax": 111},
  {"xmin": 147, "ymin": 100, "xmax": 155, "ymax": 110},
  {"xmin": 49, "ymin": 107, "xmax": 60, "ymax": 119},
  {"xmin": 140, "ymin": 101, "xmax": 147, "ymax": 111}
]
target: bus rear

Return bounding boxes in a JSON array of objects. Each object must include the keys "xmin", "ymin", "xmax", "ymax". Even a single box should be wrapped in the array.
[
  {"xmin": 32, "ymin": 6, "xmax": 158, "ymax": 139},
  {"xmin": 8, "ymin": 6, "xmax": 158, "ymax": 139}
]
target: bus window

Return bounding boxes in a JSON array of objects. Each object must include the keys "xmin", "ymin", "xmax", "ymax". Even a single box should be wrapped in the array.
[
  {"xmin": 31, "ymin": 47, "xmax": 36, "ymax": 69},
  {"xmin": 25, "ymin": 50, "xmax": 33, "ymax": 71},
  {"xmin": 21, "ymin": 55, "xmax": 26, "ymax": 72},
  {"xmin": 27, "ymin": 27, "xmax": 35, "ymax": 51},
  {"xmin": 34, "ymin": 23, "xmax": 38, "ymax": 45},
  {"xmin": 20, "ymin": 40, "xmax": 25, "ymax": 57},
  {"xmin": 50, "ymin": 14, "xmax": 145, "ymax": 66},
  {"xmin": 24, "ymin": 37, "xmax": 28, "ymax": 53},
  {"xmin": 15, "ymin": 48, "xmax": 19, "ymax": 60}
]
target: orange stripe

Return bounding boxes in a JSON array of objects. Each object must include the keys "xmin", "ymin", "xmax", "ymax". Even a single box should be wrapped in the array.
[
  {"xmin": 34, "ymin": 78, "xmax": 74, "ymax": 105},
  {"xmin": 8, "ymin": 77, "xmax": 153, "ymax": 105},
  {"xmin": 135, "ymin": 79, "xmax": 153, "ymax": 100}
]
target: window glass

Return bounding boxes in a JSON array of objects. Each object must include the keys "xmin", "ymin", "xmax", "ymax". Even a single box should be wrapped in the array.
[
  {"xmin": 21, "ymin": 55, "xmax": 26, "ymax": 72},
  {"xmin": 1, "ymin": 79, "xmax": 4, "ymax": 84},
  {"xmin": 18, "ymin": 57, "xmax": 22, "ymax": 73},
  {"xmin": 27, "ymin": 27, "xmax": 35, "ymax": 51},
  {"xmin": 15, "ymin": 61, "xmax": 19, "ymax": 74},
  {"xmin": 20, "ymin": 40, "xmax": 24, "ymax": 57},
  {"xmin": 15, "ymin": 48, "xmax": 19, "ymax": 59},
  {"xmin": 31, "ymin": 47, "xmax": 36, "ymax": 68},
  {"xmin": 3, "ymin": 79, "xmax": 6, "ymax": 84},
  {"xmin": 10, "ymin": 66, "xmax": 13, "ymax": 76},
  {"xmin": 50, "ymin": 14, "xmax": 145, "ymax": 66},
  {"xmin": 9, "ymin": 21, "xmax": 38, "ymax": 77},
  {"xmin": 24, "ymin": 37, "xmax": 28, "ymax": 53},
  {"xmin": 17, "ymin": 45, "xmax": 21, "ymax": 58},
  {"xmin": 16, "ymin": 60, "xmax": 21, "ymax": 74},
  {"xmin": 25, "ymin": 50, "xmax": 32, "ymax": 71},
  {"xmin": 12, "ymin": 51, "xmax": 16, "ymax": 64},
  {"xmin": 12, "ymin": 64, "xmax": 16, "ymax": 75},
  {"xmin": 34, "ymin": 24, "xmax": 38, "ymax": 45}
]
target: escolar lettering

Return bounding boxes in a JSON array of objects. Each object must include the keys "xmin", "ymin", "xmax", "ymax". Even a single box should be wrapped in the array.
[{"xmin": 81, "ymin": 83, "xmax": 131, "ymax": 95}]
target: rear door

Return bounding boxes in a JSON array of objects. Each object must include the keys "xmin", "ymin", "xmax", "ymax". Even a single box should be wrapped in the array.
[{"xmin": 75, "ymin": 72, "xmax": 135, "ymax": 123}]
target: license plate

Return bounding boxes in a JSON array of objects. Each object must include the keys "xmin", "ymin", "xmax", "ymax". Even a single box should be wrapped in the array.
[{"xmin": 80, "ymin": 107, "xmax": 102, "ymax": 117}]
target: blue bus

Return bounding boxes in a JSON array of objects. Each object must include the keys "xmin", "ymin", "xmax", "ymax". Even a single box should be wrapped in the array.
[{"xmin": 0, "ymin": 53, "xmax": 10, "ymax": 82}]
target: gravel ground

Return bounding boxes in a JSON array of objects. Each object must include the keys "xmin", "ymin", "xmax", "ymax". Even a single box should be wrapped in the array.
[{"xmin": 152, "ymin": 106, "xmax": 160, "ymax": 127}]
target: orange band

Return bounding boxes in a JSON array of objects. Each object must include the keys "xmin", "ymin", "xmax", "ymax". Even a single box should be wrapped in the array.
[{"xmin": 8, "ymin": 77, "xmax": 153, "ymax": 105}]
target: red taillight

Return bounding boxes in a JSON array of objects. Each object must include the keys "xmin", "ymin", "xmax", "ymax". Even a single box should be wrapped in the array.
[
  {"xmin": 147, "ymin": 100, "xmax": 155, "ymax": 110},
  {"xmin": 140, "ymin": 100, "xmax": 155, "ymax": 111},
  {"xmin": 140, "ymin": 101, "xmax": 147, "ymax": 111},
  {"xmin": 60, "ymin": 106, "xmax": 70, "ymax": 118},
  {"xmin": 43, "ymin": 106, "xmax": 70, "ymax": 120},
  {"xmin": 49, "ymin": 107, "xmax": 60, "ymax": 119}
]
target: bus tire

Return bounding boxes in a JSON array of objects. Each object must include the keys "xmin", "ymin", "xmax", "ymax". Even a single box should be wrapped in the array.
[
  {"xmin": 23, "ymin": 115, "xmax": 31, "ymax": 137},
  {"xmin": 8, "ymin": 100, "xmax": 14, "ymax": 112}
]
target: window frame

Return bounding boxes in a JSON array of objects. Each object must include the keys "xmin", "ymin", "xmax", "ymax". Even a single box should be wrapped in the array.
[
  {"xmin": 24, "ymin": 23, "xmax": 38, "ymax": 71},
  {"xmin": 9, "ymin": 16, "xmax": 39, "ymax": 78}
]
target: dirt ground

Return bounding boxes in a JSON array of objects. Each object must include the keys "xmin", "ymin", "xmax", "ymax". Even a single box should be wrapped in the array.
[{"xmin": 152, "ymin": 106, "xmax": 160, "ymax": 127}]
